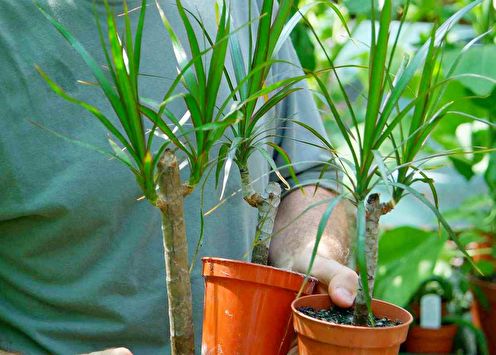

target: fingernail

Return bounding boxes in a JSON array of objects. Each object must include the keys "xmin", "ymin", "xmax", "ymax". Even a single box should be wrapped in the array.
[{"xmin": 335, "ymin": 287, "xmax": 354, "ymax": 304}]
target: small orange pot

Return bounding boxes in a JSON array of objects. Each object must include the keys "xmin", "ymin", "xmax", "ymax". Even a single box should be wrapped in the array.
[
  {"xmin": 470, "ymin": 277, "xmax": 496, "ymax": 355},
  {"xmin": 201, "ymin": 257, "xmax": 318, "ymax": 355},
  {"xmin": 404, "ymin": 324, "xmax": 458, "ymax": 353},
  {"xmin": 292, "ymin": 294, "xmax": 413, "ymax": 354}
]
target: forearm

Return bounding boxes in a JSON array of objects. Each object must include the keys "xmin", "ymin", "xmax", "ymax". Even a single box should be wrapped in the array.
[{"xmin": 269, "ymin": 186, "xmax": 353, "ymax": 271}]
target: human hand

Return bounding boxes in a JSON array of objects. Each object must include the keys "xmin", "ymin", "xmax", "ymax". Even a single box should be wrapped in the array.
[
  {"xmin": 296, "ymin": 252, "xmax": 358, "ymax": 307},
  {"xmin": 270, "ymin": 186, "xmax": 358, "ymax": 307},
  {"xmin": 276, "ymin": 248, "xmax": 358, "ymax": 308},
  {"xmin": 81, "ymin": 348, "xmax": 133, "ymax": 355}
]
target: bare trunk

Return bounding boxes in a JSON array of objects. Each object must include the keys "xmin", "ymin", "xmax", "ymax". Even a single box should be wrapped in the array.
[
  {"xmin": 251, "ymin": 182, "xmax": 281, "ymax": 264},
  {"xmin": 240, "ymin": 167, "xmax": 281, "ymax": 265},
  {"xmin": 156, "ymin": 150, "xmax": 195, "ymax": 355},
  {"xmin": 353, "ymin": 193, "xmax": 394, "ymax": 326}
]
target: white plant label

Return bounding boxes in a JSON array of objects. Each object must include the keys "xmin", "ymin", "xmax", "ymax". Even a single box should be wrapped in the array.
[{"xmin": 420, "ymin": 294, "xmax": 442, "ymax": 329}]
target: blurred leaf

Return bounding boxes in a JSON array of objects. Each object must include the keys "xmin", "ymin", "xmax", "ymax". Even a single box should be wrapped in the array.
[
  {"xmin": 475, "ymin": 260, "xmax": 495, "ymax": 277},
  {"xmin": 459, "ymin": 230, "xmax": 488, "ymax": 246},
  {"xmin": 343, "ymin": 0, "xmax": 374, "ymax": 15},
  {"xmin": 450, "ymin": 156, "xmax": 475, "ymax": 180},
  {"xmin": 485, "ymin": 149, "xmax": 496, "ymax": 195},
  {"xmin": 444, "ymin": 45, "xmax": 496, "ymax": 97},
  {"xmin": 375, "ymin": 226, "xmax": 446, "ymax": 306},
  {"xmin": 290, "ymin": 24, "xmax": 316, "ymax": 71}
]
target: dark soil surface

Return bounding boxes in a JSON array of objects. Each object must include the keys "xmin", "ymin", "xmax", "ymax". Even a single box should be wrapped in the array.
[{"xmin": 298, "ymin": 306, "xmax": 402, "ymax": 327}]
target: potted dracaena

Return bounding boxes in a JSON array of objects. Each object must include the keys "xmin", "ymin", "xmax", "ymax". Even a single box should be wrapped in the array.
[
  {"xmin": 36, "ymin": 0, "xmax": 243, "ymax": 353},
  {"xmin": 288, "ymin": 0, "xmax": 494, "ymax": 353},
  {"xmin": 36, "ymin": 0, "xmax": 332, "ymax": 354}
]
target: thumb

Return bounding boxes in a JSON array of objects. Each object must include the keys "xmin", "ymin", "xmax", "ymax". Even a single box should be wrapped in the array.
[{"xmin": 327, "ymin": 264, "xmax": 358, "ymax": 308}]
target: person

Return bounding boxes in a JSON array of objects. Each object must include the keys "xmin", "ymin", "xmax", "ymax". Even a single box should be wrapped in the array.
[{"xmin": 0, "ymin": 0, "xmax": 357, "ymax": 353}]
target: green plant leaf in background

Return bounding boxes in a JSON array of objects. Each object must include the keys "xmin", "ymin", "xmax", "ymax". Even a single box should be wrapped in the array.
[
  {"xmin": 374, "ymin": 226, "xmax": 446, "ymax": 306},
  {"xmin": 445, "ymin": 45, "xmax": 496, "ymax": 97}
]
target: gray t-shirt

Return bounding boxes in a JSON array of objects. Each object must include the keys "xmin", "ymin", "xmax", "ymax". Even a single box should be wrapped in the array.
[{"xmin": 0, "ymin": 0, "xmax": 332, "ymax": 353}]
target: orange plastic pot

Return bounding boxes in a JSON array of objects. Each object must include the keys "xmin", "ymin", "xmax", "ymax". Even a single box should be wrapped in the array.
[
  {"xmin": 292, "ymin": 294, "xmax": 413, "ymax": 354},
  {"xmin": 201, "ymin": 257, "xmax": 318, "ymax": 355},
  {"xmin": 470, "ymin": 277, "xmax": 496, "ymax": 355},
  {"xmin": 404, "ymin": 324, "xmax": 458, "ymax": 353}
]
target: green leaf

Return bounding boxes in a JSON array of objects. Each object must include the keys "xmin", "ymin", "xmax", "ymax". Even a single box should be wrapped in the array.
[
  {"xmin": 372, "ymin": 150, "xmax": 392, "ymax": 195},
  {"xmin": 255, "ymin": 146, "xmax": 291, "ymax": 191},
  {"xmin": 35, "ymin": 66, "xmax": 139, "ymax": 165},
  {"xmin": 133, "ymin": 0, "xmax": 147, "ymax": 81},
  {"xmin": 189, "ymin": 208, "xmax": 205, "ymax": 273},
  {"xmin": 104, "ymin": 2, "xmax": 146, "ymax": 158},
  {"xmin": 273, "ymin": 2, "xmax": 351, "ymax": 57},
  {"xmin": 310, "ymin": 73, "xmax": 359, "ymax": 167},
  {"xmin": 266, "ymin": 142, "xmax": 301, "ymax": 189},
  {"xmin": 155, "ymin": 0, "xmax": 200, "ymax": 99},
  {"xmin": 362, "ymin": 0, "xmax": 392, "ymax": 157},
  {"xmin": 229, "ymin": 28, "xmax": 248, "ymax": 100},
  {"xmin": 174, "ymin": 0, "xmax": 207, "ymax": 106},
  {"xmin": 476, "ymin": 260, "xmax": 495, "ymax": 277},
  {"xmin": 30, "ymin": 120, "xmax": 139, "ymax": 176},
  {"xmin": 251, "ymin": 87, "xmax": 301, "ymax": 124},
  {"xmin": 205, "ymin": 1, "xmax": 231, "ymax": 121},
  {"xmin": 244, "ymin": 0, "xmax": 275, "ymax": 121},
  {"xmin": 108, "ymin": 137, "xmax": 133, "ymax": 167},
  {"xmin": 293, "ymin": 120, "xmax": 335, "ymax": 152},
  {"xmin": 215, "ymin": 143, "xmax": 230, "ymax": 188},
  {"xmin": 139, "ymin": 104, "xmax": 191, "ymax": 159},
  {"xmin": 447, "ymin": 45, "xmax": 496, "ymax": 97},
  {"xmin": 36, "ymin": 3, "xmax": 129, "ymax": 141},
  {"xmin": 375, "ymin": 0, "xmax": 483, "ymax": 142},
  {"xmin": 220, "ymin": 137, "xmax": 242, "ymax": 200},
  {"xmin": 374, "ymin": 227, "xmax": 445, "ymax": 306}
]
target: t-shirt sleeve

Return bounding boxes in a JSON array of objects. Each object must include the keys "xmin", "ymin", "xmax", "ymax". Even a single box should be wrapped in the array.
[{"xmin": 270, "ymin": 37, "xmax": 342, "ymax": 194}]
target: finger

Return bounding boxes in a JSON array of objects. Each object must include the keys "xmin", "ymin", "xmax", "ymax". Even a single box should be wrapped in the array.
[{"xmin": 328, "ymin": 265, "xmax": 358, "ymax": 308}]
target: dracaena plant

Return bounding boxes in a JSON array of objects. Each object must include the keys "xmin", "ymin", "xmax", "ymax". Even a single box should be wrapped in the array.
[
  {"xmin": 297, "ymin": 0, "xmax": 494, "ymax": 325},
  {"xmin": 175, "ymin": 0, "xmax": 346, "ymax": 268},
  {"xmin": 209, "ymin": 0, "xmax": 347, "ymax": 265},
  {"xmin": 224, "ymin": 0, "xmax": 301, "ymax": 264},
  {"xmin": 176, "ymin": 0, "xmax": 314, "ymax": 265},
  {"xmin": 35, "ymin": 0, "xmax": 245, "ymax": 353}
]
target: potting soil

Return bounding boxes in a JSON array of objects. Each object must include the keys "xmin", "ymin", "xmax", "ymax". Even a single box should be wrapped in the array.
[{"xmin": 298, "ymin": 306, "xmax": 402, "ymax": 327}]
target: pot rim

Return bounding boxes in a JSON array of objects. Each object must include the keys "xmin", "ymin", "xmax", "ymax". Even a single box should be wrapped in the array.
[
  {"xmin": 202, "ymin": 257, "xmax": 319, "ymax": 294},
  {"xmin": 292, "ymin": 294, "xmax": 413, "ymax": 331},
  {"xmin": 202, "ymin": 256, "xmax": 317, "ymax": 278}
]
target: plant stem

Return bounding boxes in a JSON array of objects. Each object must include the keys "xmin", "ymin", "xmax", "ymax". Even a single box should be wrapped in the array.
[
  {"xmin": 156, "ymin": 150, "xmax": 195, "ymax": 355},
  {"xmin": 353, "ymin": 193, "xmax": 394, "ymax": 326},
  {"xmin": 239, "ymin": 167, "xmax": 281, "ymax": 265},
  {"xmin": 252, "ymin": 182, "xmax": 282, "ymax": 264},
  {"xmin": 240, "ymin": 166, "xmax": 264, "ymax": 207}
]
